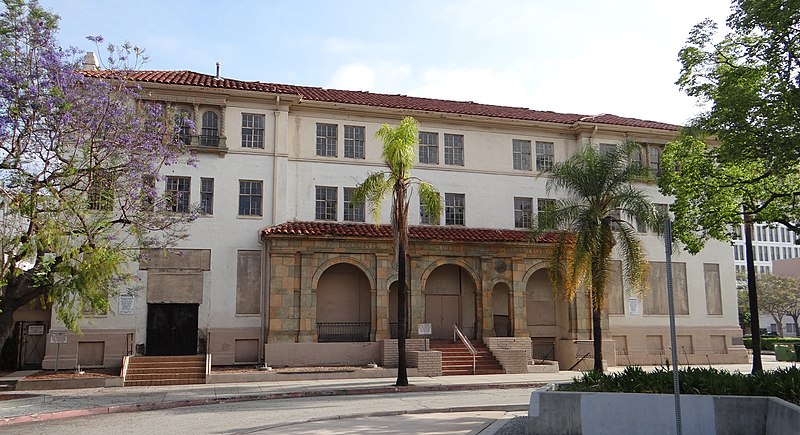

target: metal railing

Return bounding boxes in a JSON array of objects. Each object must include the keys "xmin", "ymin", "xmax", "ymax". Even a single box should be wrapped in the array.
[
  {"xmin": 317, "ymin": 322, "xmax": 370, "ymax": 342},
  {"xmin": 452, "ymin": 323, "xmax": 477, "ymax": 374}
]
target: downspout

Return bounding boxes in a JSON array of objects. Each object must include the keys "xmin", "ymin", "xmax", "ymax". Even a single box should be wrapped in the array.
[
  {"xmin": 260, "ymin": 234, "xmax": 269, "ymax": 364},
  {"xmin": 272, "ymin": 95, "xmax": 281, "ymax": 224}
]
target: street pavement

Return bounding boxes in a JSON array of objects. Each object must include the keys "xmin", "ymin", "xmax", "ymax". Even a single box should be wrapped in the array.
[{"xmin": 0, "ymin": 354, "xmax": 794, "ymax": 434}]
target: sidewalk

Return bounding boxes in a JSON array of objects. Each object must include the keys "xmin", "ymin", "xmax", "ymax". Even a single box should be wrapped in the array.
[{"xmin": 0, "ymin": 355, "xmax": 794, "ymax": 429}]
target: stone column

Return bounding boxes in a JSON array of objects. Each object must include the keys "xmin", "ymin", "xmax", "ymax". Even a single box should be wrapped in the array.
[
  {"xmin": 375, "ymin": 254, "xmax": 391, "ymax": 340},
  {"xmin": 297, "ymin": 253, "xmax": 316, "ymax": 342},
  {"xmin": 480, "ymin": 257, "xmax": 495, "ymax": 338},
  {"xmin": 511, "ymin": 257, "xmax": 530, "ymax": 337}
]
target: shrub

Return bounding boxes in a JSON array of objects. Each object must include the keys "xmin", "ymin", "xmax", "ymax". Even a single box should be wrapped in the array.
[
  {"xmin": 743, "ymin": 337, "xmax": 800, "ymax": 350},
  {"xmin": 559, "ymin": 366, "xmax": 800, "ymax": 405}
]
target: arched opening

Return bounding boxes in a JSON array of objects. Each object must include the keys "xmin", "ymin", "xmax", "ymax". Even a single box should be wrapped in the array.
[
  {"xmin": 492, "ymin": 282, "xmax": 512, "ymax": 337},
  {"xmin": 424, "ymin": 264, "xmax": 477, "ymax": 339},
  {"xmin": 526, "ymin": 268, "xmax": 558, "ymax": 360},
  {"xmin": 316, "ymin": 263, "xmax": 371, "ymax": 342},
  {"xmin": 200, "ymin": 110, "xmax": 219, "ymax": 146}
]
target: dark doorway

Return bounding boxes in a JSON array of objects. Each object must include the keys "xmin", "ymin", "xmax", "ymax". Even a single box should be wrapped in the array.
[{"xmin": 146, "ymin": 303, "xmax": 198, "ymax": 356}]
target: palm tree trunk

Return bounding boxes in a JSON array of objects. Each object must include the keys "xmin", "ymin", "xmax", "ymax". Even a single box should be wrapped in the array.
[
  {"xmin": 592, "ymin": 300, "xmax": 603, "ymax": 372},
  {"xmin": 395, "ymin": 242, "xmax": 409, "ymax": 386}
]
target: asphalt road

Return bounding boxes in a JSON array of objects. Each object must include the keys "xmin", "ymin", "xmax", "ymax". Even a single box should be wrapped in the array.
[{"xmin": 5, "ymin": 387, "xmax": 534, "ymax": 434}]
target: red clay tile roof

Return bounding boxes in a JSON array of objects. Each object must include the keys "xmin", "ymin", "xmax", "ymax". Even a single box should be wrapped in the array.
[
  {"xmin": 263, "ymin": 221, "xmax": 562, "ymax": 243},
  {"xmin": 82, "ymin": 70, "xmax": 678, "ymax": 131}
]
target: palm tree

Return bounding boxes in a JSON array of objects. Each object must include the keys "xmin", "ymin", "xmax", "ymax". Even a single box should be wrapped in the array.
[
  {"xmin": 540, "ymin": 141, "xmax": 662, "ymax": 372},
  {"xmin": 353, "ymin": 116, "xmax": 442, "ymax": 386}
]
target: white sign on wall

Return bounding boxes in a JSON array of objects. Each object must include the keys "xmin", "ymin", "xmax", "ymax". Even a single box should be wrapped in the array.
[
  {"xmin": 418, "ymin": 323, "xmax": 432, "ymax": 336},
  {"xmin": 50, "ymin": 331, "xmax": 68, "ymax": 344},
  {"xmin": 628, "ymin": 297, "xmax": 640, "ymax": 315},
  {"xmin": 28, "ymin": 324, "xmax": 44, "ymax": 335},
  {"xmin": 118, "ymin": 295, "xmax": 135, "ymax": 315}
]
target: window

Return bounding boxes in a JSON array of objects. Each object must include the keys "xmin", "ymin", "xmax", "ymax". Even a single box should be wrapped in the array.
[
  {"xmin": 166, "ymin": 176, "xmax": 190, "ymax": 213},
  {"xmin": 344, "ymin": 125, "xmax": 365, "ymax": 159},
  {"xmin": 200, "ymin": 177, "xmax": 214, "ymax": 215},
  {"xmin": 536, "ymin": 141, "xmax": 554, "ymax": 171},
  {"xmin": 648, "ymin": 145, "xmax": 662, "ymax": 175},
  {"xmin": 315, "ymin": 186, "xmax": 337, "ymax": 221},
  {"xmin": 514, "ymin": 197, "xmax": 533, "ymax": 229},
  {"xmin": 635, "ymin": 215, "xmax": 647, "ymax": 233},
  {"xmin": 236, "ymin": 251, "xmax": 261, "ymax": 315},
  {"xmin": 316, "ymin": 123, "xmax": 337, "ymax": 157},
  {"xmin": 343, "ymin": 187, "xmax": 365, "ymax": 222},
  {"xmin": 537, "ymin": 198, "xmax": 556, "ymax": 229},
  {"xmin": 88, "ymin": 173, "xmax": 113, "ymax": 211},
  {"xmin": 631, "ymin": 144, "xmax": 644, "ymax": 168},
  {"xmin": 420, "ymin": 198, "xmax": 438, "ymax": 225},
  {"xmin": 241, "ymin": 114, "xmax": 265, "ymax": 148},
  {"xmin": 599, "ymin": 143, "xmax": 616, "ymax": 156},
  {"xmin": 444, "ymin": 134, "xmax": 464, "ymax": 166},
  {"xmin": 445, "ymin": 193, "xmax": 465, "ymax": 226},
  {"xmin": 200, "ymin": 110, "xmax": 219, "ymax": 146},
  {"xmin": 175, "ymin": 108, "xmax": 193, "ymax": 145},
  {"xmin": 512, "ymin": 139, "xmax": 532, "ymax": 171},
  {"xmin": 238, "ymin": 180, "xmax": 262, "ymax": 216},
  {"xmin": 419, "ymin": 132, "xmax": 439, "ymax": 164}
]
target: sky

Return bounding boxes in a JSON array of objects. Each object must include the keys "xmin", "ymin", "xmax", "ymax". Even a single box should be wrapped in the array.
[{"xmin": 38, "ymin": 0, "xmax": 734, "ymax": 126}]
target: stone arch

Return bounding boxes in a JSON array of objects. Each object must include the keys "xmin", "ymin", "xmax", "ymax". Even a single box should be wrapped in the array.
[
  {"xmin": 315, "ymin": 262, "xmax": 372, "ymax": 342},
  {"xmin": 311, "ymin": 257, "xmax": 376, "ymax": 291},
  {"xmin": 491, "ymin": 281, "xmax": 513, "ymax": 337},
  {"xmin": 419, "ymin": 258, "xmax": 480, "ymax": 291},
  {"xmin": 423, "ymin": 262, "xmax": 479, "ymax": 339}
]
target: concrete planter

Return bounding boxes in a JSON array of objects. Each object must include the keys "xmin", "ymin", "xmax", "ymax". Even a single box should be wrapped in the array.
[{"xmin": 528, "ymin": 391, "xmax": 800, "ymax": 435}]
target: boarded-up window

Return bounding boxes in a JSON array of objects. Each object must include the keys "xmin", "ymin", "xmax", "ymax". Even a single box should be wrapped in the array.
[
  {"xmin": 704, "ymin": 263, "xmax": 723, "ymax": 315},
  {"xmin": 646, "ymin": 335, "xmax": 663, "ymax": 355},
  {"xmin": 644, "ymin": 262, "xmax": 688, "ymax": 315},
  {"xmin": 613, "ymin": 335, "xmax": 628, "ymax": 356},
  {"xmin": 236, "ymin": 251, "xmax": 261, "ymax": 315},
  {"xmin": 607, "ymin": 260, "xmax": 625, "ymax": 314},
  {"xmin": 234, "ymin": 339, "xmax": 259, "ymax": 363},
  {"xmin": 77, "ymin": 341, "xmax": 105, "ymax": 366},
  {"xmin": 711, "ymin": 335, "xmax": 728, "ymax": 354},
  {"xmin": 677, "ymin": 335, "xmax": 694, "ymax": 354}
]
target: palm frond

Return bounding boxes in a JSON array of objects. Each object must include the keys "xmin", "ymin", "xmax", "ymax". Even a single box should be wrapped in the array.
[
  {"xmin": 417, "ymin": 181, "xmax": 442, "ymax": 225},
  {"xmin": 376, "ymin": 117, "xmax": 417, "ymax": 179},
  {"xmin": 353, "ymin": 172, "xmax": 392, "ymax": 224}
]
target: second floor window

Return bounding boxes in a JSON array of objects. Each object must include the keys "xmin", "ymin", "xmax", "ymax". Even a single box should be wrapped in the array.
[
  {"xmin": 536, "ymin": 141, "xmax": 554, "ymax": 171},
  {"xmin": 241, "ymin": 114, "xmax": 265, "ymax": 148},
  {"xmin": 200, "ymin": 110, "xmax": 219, "ymax": 146},
  {"xmin": 175, "ymin": 108, "xmax": 193, "ymax": 145},
  {"xmin": 316, "ymin": 123, "xmax": 337, "ymax": 157},
  {"xmin": 444, "ymin": 134, "xmax": 464, "ymax": 166},
  {"xmin": 200, "ymin": 177, "xmax": 214, "ymax": 215},
  {"xmin": 537, "ymin": 198, "xmax": 556, "ymax": 230},
  {"xmin": 238, "ymin": 180, "xmax": 262, "ymax": 216},
  {"xmin": 649, "ymin": 146, "xmax": 662, "ymax": 175},
  {"xmin": 88, "ymin": 173, "xmax": 113, "ymax": 211},
  {"xmin": 315, "ymin": 186, "xmax": 337, "ymax": 221},
  {"xmin": 419, "ymin": 132, "xmax": 439, "ymax": 164},
  {"xmin": 445, "ymin": 193, "xmax": 465, "ymax": 226},
  {"xmin": 344, "ymin": 125, "xmax": 365, "ymax": 159},
  {"xmin": 513, "ymin": 139, "xmax": 531, "ymax": 171},
  {"xmin": 166, "ymin": 176, "xmax": 190, "ymax": 213},
  {"xmin": 343, "ymin": 187, "xmax": 365, "ymax": 222},
  {"xmin": 514, "ymin": 197, "xmax": 533, "ymax": 229}
]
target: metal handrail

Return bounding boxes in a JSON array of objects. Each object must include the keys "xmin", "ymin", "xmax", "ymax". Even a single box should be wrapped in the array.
[{"xmin": 452, "ymin": 323, "xmax": 477, "ymax": 374}]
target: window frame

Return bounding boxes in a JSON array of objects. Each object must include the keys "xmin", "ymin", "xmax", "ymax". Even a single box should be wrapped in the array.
[
  {"xmin": 444, "ymin": 133, "xmax": 464, "ymax": 166},
  {"xmin": 535, "ymin": 141, "xmax": 554, "ymax": 171},
  {"xmin": 537, "ymin": 198, "xmax": 556, "ymax": 230},
  {"xmin": 200, "ymin": 110, "xmax": 220, "ymax": 146},
  {"xmin": 514, "ymin": 197, "xmax": 533, "ymax": 229},
  {"xmin": 175, "ymin": 107, "xmax": 193, "ymax": 145},
  {"xmin": 200, "ymin": 177, "xmax": 214, "ymax": 215},
  {"xmin": 445, "ymin": 193, "xmax": 465, "ymax": 226},
  {"xmin": 238, "ymin": 179, "xmax": 263, "ymax": 216},
  {"xmin": 165, "ymin": 176, "xmax": 191, "ymax": 213},
  {"xmin": 241, "ymin": 113, "xmax": 265, "ymax": 149},
  {"xmin": 344, "ymin": 125, "xmax": 366, "ymax": 159},
  {"xmin": 512, "ymin": 139, "xmax": 532, "ymax": 171},
  {"xmin": 419, "ymin": 132, "xmax": 439, "ymax": 164},
  {"xmin": 316, "ymin": 123, "xmax": 338, "ymax": 157},
  {"xmin": 343, "ymin": 187, "xmax": 365, "ymax": 222},
  {"xmin": 315, "ymin": 186, "xmax": 338, "ymax": 221}
]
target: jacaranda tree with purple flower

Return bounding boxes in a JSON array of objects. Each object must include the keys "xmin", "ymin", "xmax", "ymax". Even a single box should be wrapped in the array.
[{"xmin": 0, "ymin": 0, "xmax": 196, "ymax": 367}]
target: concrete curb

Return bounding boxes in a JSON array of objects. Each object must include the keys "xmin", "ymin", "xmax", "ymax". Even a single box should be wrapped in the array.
[{"xmin": 0, "ymin": 381, "xmax": 546, "ymax": 427}]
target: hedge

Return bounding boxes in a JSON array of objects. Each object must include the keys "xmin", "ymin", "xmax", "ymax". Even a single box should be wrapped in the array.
[{"xmin": 743, "ymin": 337, "xmax": 800, "ymax": 351}]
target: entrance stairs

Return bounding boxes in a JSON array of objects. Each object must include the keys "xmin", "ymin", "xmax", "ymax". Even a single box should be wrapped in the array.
[
  {"xmin": 429, "ymin": 340, "xmax": 505, "ymax": 375},
  {"xmin": 124, "ymin": 355, "xmax": 206, "ymax": 387}
]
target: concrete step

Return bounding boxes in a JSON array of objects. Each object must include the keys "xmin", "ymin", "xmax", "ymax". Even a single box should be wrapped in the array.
[
  {"xmin": 123, "ymin": 378, "xmax": 205, "ymax": 387},
  {"xmin": 124, "ymin": 355, "xmax": 206, "ymax": 387}
]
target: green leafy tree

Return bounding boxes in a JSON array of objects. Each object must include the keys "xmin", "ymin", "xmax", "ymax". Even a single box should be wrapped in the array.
[
  {"xmin": 541, "ymin": 142, "xmax": 661, "ymax": 372},
  {"xmin": 756, "ymin": 273, "xmax": 798, "ymax": 337},
  {"xmin": 0, "ymin": 0, "xmax": 194, "ymax": 367},
  {"xmin": 353, "ymin": 116, "xmax": 441, "ymax": 386},
  {"xmin": 660, "ymin": 0, "xmax": 800, "ymax": 372}
]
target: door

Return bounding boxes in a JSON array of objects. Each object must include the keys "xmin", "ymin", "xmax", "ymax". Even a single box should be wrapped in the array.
[
  {"xmin": 425, "ymin": 295, "xmax": 459, "ymax": 339},
  {"xmin": 19, "ymin": 321, "xmax": 47, "ymax": 368},
  {"xmin": 146, "ymin": 303, "xmax": 198, "ymax": 356}
]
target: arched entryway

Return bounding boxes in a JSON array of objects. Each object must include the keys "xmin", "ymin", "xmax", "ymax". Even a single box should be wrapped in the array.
[
  {"xmin": 316, "ymin": 263, "xmax": 371, "ymax": 342},
  {"xmin": 526, "ymin": 268, "xmax": 559, "ymax": 360},
  {"xmin": 491, "ymin": 282, "xmax": 512, "ymax": 337},
  {"xmin": 424, "ymin": 264, "xmax": 477, "ymax": 339}
]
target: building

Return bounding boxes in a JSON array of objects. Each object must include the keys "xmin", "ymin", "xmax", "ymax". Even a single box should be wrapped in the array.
[
  {"xmin": 732, "ymin": 223, "xmax": 800, "ymax": 274},
  {"xmin": 26, "ymin": 63, "xmax": 747, "ymax": 373}
]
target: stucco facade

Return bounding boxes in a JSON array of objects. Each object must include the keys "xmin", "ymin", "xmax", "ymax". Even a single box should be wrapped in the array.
[{"xmin": 34, "ymin": 67, "xmax": 746, "ymax": 371}]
